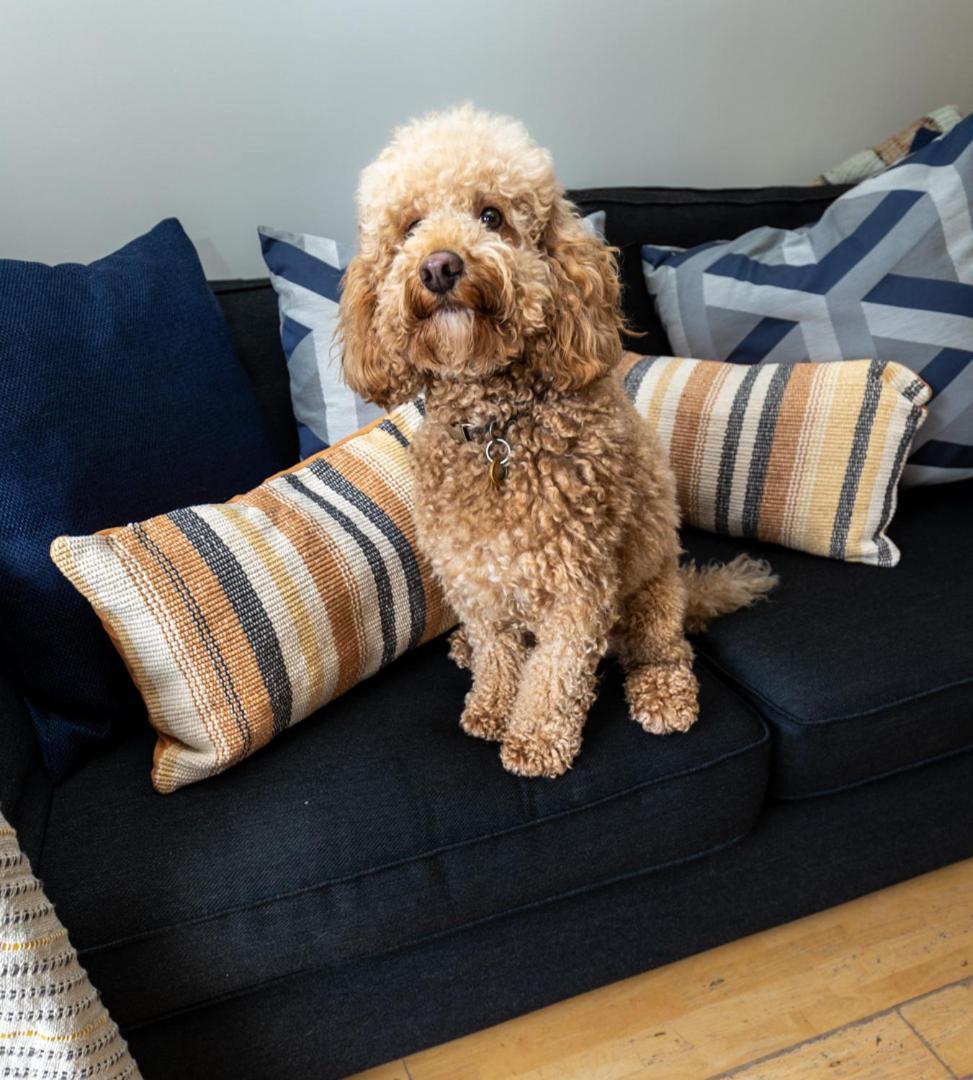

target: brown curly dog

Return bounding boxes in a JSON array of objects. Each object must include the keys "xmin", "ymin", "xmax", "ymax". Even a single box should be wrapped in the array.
[{"xmin": 339, "ymin": 104, "xmax": 776, "ymax": 778}]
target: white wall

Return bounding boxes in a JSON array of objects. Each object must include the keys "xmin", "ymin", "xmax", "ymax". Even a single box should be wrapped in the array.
[{"xmin": 3, "ymin": 0, "xmax": 972, "ymax": 278}]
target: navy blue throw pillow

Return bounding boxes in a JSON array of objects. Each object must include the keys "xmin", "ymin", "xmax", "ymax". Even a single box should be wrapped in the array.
[{"xmin": 0, "ymin": 219, "xmax": 284, "ymax": 779}]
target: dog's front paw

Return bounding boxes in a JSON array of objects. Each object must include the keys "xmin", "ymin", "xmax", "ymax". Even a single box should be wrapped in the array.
[
  {"xmin": 499, "ymin": 725, "xmax": 581, "ymax": 778},
  {"xmin": 626, "ymin": 662, "xmax": 699, "ymax": 735},
  {"xmin": 460, "ymin": 699, "xmax": 507, "ymax": 742}
]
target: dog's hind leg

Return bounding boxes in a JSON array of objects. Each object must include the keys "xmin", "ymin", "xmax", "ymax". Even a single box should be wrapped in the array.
[{"xmin": 615, "ymin": 569, "xmax": 700, "ymax": 735}]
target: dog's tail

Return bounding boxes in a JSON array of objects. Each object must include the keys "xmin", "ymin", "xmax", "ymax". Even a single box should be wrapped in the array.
[{"xmin": 680, "ymin": 555, "xmax": 777, "ymax": 633}]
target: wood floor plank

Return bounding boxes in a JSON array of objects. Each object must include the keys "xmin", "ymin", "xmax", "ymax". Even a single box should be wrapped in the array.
[
  {"xmin": 401, "ymin": 859, "xmax": 973, "ymax": 1080},
  {"xmin": 900, "ymin": 979, "xmax": 973, "ymax": 1078},
  {"xmin": 723, "ymin": 1013, "xmax": 951, "ymax": 1079},
  {"xmin": 348, "ymin": 1062, "xmax": 412, "ymax": 1080}
]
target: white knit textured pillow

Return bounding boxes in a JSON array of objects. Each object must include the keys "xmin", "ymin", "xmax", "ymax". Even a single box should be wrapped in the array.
[{"xmin": 0, "ymin": 813, "xmax": 140, "ymax": 1078}]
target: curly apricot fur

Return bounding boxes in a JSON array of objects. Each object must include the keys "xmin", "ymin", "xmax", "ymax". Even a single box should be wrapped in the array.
[{"xmin": 339, "ymin": 105, "xmax": 776, "ymax": 778}]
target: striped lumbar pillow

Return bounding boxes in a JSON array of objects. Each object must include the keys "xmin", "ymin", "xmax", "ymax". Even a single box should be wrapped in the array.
[
  {"xmin": 51, "ymin": 401, "xmax": 455, "ymax": 793},
  {"xmin": 621, "ymin": 354, "xmax": 931, "ymax": 566}
]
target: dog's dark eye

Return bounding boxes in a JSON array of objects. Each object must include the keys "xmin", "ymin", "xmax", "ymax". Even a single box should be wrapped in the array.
[
  {"xmin": 405, "ymin": 219, "xmax": 421, "ymax": 237},
  {"xmin": 480, "ymin": 207, "xmax": 503, "ymax": 231}
]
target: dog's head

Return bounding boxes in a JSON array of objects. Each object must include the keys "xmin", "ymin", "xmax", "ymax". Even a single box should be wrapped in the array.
[{"xmin": 338, "ymin": 104, "xmax": 623, "ymax": 408}]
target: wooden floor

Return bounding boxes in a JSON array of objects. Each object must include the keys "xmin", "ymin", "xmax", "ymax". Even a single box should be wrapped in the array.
[{"xmin": 351, "ymin": 857, "xmax": 973, "ymax": 1079}]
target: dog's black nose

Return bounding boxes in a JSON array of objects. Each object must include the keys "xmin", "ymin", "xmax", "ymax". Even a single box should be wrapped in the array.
[{"xmin": 419, "ymin": 250, "xmax": 464, "ymax": 294}]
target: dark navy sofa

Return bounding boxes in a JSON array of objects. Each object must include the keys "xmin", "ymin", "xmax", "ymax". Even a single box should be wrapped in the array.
[{"xmin": 2, "ymin": 185, "xmax": 971, "ymax": 1079}]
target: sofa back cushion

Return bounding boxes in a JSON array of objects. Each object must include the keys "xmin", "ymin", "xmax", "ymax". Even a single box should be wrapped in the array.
[
  {"xmin": 569, "ymin": 185, "xmax": 849, "ymax": 356},
  {"xmin": 211, "ymin": 279, "xmax": 301, "ymax": 468}
]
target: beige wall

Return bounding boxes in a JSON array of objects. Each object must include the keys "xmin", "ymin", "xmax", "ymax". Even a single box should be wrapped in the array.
[{"xmin": 2, "ymin": 0, "xmax": 971, "ymax": 278}]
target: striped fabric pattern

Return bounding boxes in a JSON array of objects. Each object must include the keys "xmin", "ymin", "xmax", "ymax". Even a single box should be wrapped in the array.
[
  {"xmin": 51, "ymin": 401, "xmax": 456, "ymax": 794},
  {"xmin": 259, "ymin": 225, "xmax": 384, "ymax": 455},
  {"xmin": 621, "ymin": 354, "xmax": 931, "ymax": 566},
  {"xmin": 0, "ymin": 813, "xmax": 140, "ymax": 1078},
  {"xmin": 813, "ymin": 105, "xmax": 963, "ymax": 186},
  {"xmin": 642, "ymin": 112, "xmax": 973, "ymax": 486}
]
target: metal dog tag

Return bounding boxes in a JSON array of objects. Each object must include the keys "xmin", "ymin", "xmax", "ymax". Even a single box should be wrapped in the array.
[{"xmin": 485, "ymin": 433, "xmax": 511, "ymax": 490}]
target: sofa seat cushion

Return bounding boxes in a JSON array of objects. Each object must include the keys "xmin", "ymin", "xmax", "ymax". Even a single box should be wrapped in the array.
[
  {"xmin": 39, "ymin": 639, "xmax": 768, "ymax": 1029},
  {"xmin": 684, "ymin": 480, "xmax": 973, "ymax": 799}
]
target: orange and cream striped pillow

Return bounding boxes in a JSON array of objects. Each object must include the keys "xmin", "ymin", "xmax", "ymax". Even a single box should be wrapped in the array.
[
  {"xmin": 621, "ymin": 354, "xmax": 931, "ymax": 566},
  {"xmin": 51, "ymin": 401, "xmax": 455, "ymax": 793}
]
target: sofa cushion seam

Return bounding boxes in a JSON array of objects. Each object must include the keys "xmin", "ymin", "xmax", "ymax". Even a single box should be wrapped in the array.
[
  {"xmin": 78, "ymin": 729, "xmax": 769, "ymax": 957},
  {"xmin": 118, "ymin": 827, "xmax": 754, "ymax": 1034},
  {"xmin": 774, "ymin": 741, "xmax": 973, "ymax": 801},
  {"xmin": 696, "ymin": 651, "xmax": 973, "ymax": 727}
]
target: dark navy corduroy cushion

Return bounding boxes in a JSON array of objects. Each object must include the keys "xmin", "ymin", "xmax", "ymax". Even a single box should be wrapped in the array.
[
  {"xmin": 683, "ymin": 479, "xmax": 973, "ymax": 798},
  {"xmin": 0, "ymin": 220, "xmax": 284, "ymax": 779},
  {"xmin": 40, "ymin": 636, "xmax": 768, "ymax": 1028}
]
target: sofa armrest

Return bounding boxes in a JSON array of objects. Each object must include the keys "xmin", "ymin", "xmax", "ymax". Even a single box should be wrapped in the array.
[{"xmin": 0, "ymin": 669, "xmax": 51, "ymax": 863}]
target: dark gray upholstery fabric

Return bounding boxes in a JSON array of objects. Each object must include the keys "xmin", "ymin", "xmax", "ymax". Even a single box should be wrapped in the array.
[
  {"xmin": 212, "ymin": 279, "xmax": 299, "ymax": 467},
  {"xmin": 40, "ymin": 646, "xmax": 767, "ymax": 1029},
  {"xmin": 123, "ymin": 746, "xmax": 973, "ymax": 1080},
  {"xmin": 0, "ymin": 670, "xmax": 50, "ymax": 864},
  {"xmin": 684, "ymin": 479, "xmax": 973, "ymax": 797}
]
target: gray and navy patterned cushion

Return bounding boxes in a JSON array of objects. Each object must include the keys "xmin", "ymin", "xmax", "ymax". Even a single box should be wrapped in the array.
[
  {"xmin": 259, "ymin": 213, "xmax": 606, "ymax": 456},
  {"xmin": 259, "ymin": 226, "xmax": 383, "ymax": 456},
  {"xmin": 642, "ymin": 114, "xmax": 973, "ymax": 486}
]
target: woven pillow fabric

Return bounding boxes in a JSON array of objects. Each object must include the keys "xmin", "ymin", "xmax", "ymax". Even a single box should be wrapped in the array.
[
  {"xmin": 50, "ymin": 401, "xmax": 455, "ymax": 793},
  {"xmin": 0, "ymin": 814, "xmax": 141, "ymax": 1078},
  {"xmin": 813, "ymin": 104, "xmax": 963, "ymax": 186},
  {"xmin": 641, "ymin": 112, "xmax": 973, "ymax": 487},
  {"xmin": 621, "ymin": 354, "xmax": 930, "ymax": 566},
  {"xmin": 259, "ymin": 213, "xmax": 606, "ymax": 455}
]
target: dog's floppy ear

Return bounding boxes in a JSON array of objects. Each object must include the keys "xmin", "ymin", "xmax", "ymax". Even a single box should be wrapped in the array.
[
  {"xmin": 338, "ymin": 255, "xmax": 421, "ymax": 409},
  {"xmin": 529, "ymin": 196, "xmax": 623, "ymax": 391}
]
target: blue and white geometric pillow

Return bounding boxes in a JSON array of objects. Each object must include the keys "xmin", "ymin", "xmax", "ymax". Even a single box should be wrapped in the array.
[
  {"xmin": 641, "ymin": 114, "xmax": 973, "ymax": 486},
  {"xmin": 259, "ymin": 226, "xmax": 383, "ymax": 456},
  {"xmin": 260, "ymin": 212, "xmax": 606, "ymax": 457}
]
